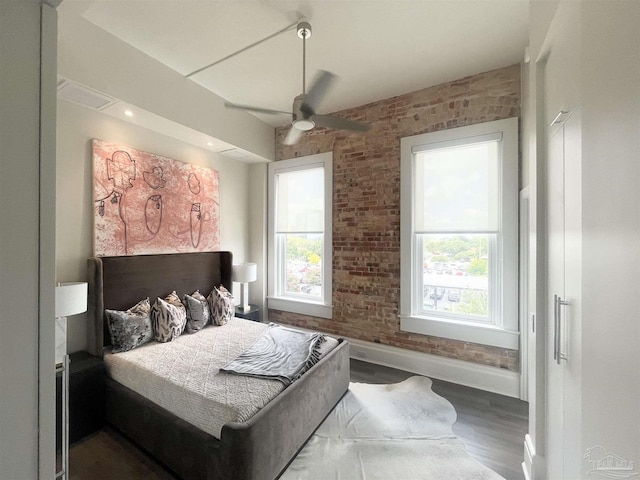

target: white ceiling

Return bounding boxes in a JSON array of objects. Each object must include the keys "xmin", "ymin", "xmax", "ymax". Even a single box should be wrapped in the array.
[{"xmin": 59, "ymin": 0, "xmax": 529, "ymax": 128}]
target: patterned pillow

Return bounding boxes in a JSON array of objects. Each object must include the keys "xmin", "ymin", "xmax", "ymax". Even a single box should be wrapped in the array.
[
  {"xmin": 183, "ymin": 290, "xmax": 210, "ymax": 333},
  {"xmin": 207, "ymin": 285, "xmax": 234, "ymax": 326},
  {"xmin": 105, "ymin": 298, "xmax": 153, "ymax": 353},
  {"xmin": 151, "ymin": 291, "xmax": 187, "ymax": 342}
]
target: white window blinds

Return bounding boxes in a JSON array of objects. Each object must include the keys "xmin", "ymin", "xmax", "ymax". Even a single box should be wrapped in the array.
[
  {"xmin": 413, "ymin": 134, "xmax": 501, "ymax": 234},
  {"xmin": 275, "ymin": 166, "xmax": 324, "ymax": 233}
]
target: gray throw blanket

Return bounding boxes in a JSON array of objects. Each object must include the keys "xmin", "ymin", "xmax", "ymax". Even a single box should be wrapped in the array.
[{"xmin": 220, "ymin": 324, "xmax": 326, "ymax": 385}]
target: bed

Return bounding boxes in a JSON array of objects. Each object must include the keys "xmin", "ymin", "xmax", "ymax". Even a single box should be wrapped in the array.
[{"xmin": 87, "ymin": 251, "xmax": 350, "ymax": 480}]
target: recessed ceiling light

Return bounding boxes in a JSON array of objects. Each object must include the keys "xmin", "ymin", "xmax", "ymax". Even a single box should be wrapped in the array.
[
  {"xmin": 124, "ymin": 110, "xmax": 134, "ymax": 117},
  {"xmin": 207, "ymin": 142, "xmax": 213, "ymax": 146}
]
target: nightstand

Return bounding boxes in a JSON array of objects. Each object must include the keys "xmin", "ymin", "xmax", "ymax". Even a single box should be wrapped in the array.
[
  {"xmin": 235, "ymin": 304, "xmax": 260, "ymax": 322},
  {"xmin": 68, "ymin": 351, "xmax": 105, "ymax": 443}
]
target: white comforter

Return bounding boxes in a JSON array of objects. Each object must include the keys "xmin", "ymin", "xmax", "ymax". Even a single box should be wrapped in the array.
[{"xmin": 104, "ymin": 318, "xmax": 337, "ymax": 439}]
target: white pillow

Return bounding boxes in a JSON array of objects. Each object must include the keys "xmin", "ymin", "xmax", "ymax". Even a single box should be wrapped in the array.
[
  {"xmin": 151, "ymin": 291, "xmax": 187, "ymax": 342},
  {"xmin": 207, "ymin": 285, "xmax": 234, "ymax": 326}
]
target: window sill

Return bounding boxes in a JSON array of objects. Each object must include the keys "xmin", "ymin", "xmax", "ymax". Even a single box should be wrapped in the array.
[
  {"xmin": 400, "ymin": 314, "xmax": 519, "ymax": 349},
  {"xmin": 267, "ymin": 297, "xmax": 333, "ymax": 319}
]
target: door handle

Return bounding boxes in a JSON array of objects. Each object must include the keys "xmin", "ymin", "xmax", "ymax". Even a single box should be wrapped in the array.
[
  {"xmin": 553, "ymin": 295, "xmax": 559, "ymax": 363},
  {"xmin": 554, "ymin": 295, "xmax": 569, "ymax": 365}
]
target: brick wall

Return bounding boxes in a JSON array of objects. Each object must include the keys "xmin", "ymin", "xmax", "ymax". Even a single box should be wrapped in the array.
[{"xmin": 271, "ymin": 64, "xmax": 521, "ymax": 371}]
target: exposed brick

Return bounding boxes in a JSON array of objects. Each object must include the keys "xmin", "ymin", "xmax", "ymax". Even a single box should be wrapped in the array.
[{"xmin": 271, "ymin": 65, "xmax": 521, "ymax": 373}]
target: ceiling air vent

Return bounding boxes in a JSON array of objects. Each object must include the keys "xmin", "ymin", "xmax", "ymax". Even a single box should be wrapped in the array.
[
  {"xmin": 218, "ymin": 148, "xmax": 250, "ymax": 160},
  {"xmin": 57, "ymin": 79, "xmax": 116, "ymax": 111}
]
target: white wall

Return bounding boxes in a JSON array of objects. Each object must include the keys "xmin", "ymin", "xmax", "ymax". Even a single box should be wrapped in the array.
[
  {"xmin": 0, "ymin": 1, "xmax": 57, "ymax": 477},
  {"xmin": 580, "ymin": 0, "xmax": 640, "ymax": 469},
  {"xmin": 57, "ymin": 100, "xmax": 255, "ymax": 353},
  {"xmin": 248, "ymin": 163, "xmax": 268, "ymax": 318},
  {"xmin": 57, "ymin": 1, "xmax": 274, "ymax": 162}
]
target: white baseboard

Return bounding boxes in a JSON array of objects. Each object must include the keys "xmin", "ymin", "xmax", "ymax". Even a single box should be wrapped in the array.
[
  {"xmin": 523, "ymin": 434, "xmax": 534, "ymax": 480},
  {"xmin": 522, "ymin": 434, "xmax": 545, "ymax": 480},
  {"xmin": 348, "ymin": 337, "xmax": 521, "ymax": 398}
]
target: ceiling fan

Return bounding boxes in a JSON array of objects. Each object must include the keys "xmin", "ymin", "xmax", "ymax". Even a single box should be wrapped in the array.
[{"xmin": 224, "ymin": 22, "xmax": 370, "ymax": 145}]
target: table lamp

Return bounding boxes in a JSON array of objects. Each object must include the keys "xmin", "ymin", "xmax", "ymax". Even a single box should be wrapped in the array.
[
  {"xmin": 55, "ymin": 282, "xmax": 88, "ymax": 364},
  {"xmin": 232, "ymin": 263, "xmax": 257, "ymax": 312}
]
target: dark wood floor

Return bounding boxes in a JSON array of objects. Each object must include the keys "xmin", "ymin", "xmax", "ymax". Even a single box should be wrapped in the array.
[{"xmin": 70, "ymin": 359, "xmax": 528, "ymax": 480}]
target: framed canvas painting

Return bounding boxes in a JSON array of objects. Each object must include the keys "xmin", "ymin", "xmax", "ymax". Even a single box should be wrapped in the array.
[{"xmin": 92, "ymin": 139, "xmax": 220, "ymax": 256}]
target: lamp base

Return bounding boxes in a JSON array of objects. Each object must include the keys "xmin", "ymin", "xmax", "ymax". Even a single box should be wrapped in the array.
[
  {"xmin": 55, "ymin": 316, "xmax": 67, "ymax": 365},
  {"xmin": 239, "ymin": 282, "xmax": 250, "ymax": 312}
]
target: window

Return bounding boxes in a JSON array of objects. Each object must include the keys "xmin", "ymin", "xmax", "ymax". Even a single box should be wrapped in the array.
[
  {"xmin": 400, "ymin": 118, "xmax": 519, "ymax": 349},
  {"xmin": 267, "ymin": 152, "xmax": 332, "ymax": 318}
]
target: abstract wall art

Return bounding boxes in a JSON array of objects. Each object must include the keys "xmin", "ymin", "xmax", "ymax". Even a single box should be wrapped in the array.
[{"xmin": 92, "ymin": 139, "xmax": 220, "ymax": 256}]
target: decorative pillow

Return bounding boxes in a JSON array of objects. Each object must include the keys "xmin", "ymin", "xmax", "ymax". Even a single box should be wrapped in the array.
[
  {"xmin": 105, "ymin": 298, "xmax": 153, "ymax": 353},
  {"xmin": 151, "ymin": 291, "xmax": 187, "ymax": 342},
  {"xmin": 207, "ymin": 285, "xmax": 234, "ymax": 326},
  {"xmin": 183, "ymin": 290, "xmax": 210, "ymax": 333}
]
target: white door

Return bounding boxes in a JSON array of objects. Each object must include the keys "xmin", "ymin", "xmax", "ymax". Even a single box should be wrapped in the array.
[
  {"xmin": 559, "ymin": 108, "xmax": 582, "ymax": 478},
  {"xmin": 545, "ymin": 123, "xmax": 565, "ymax": 478},
  {"xmin": 541, "ymin": 5, "xmax": 583, "ymax": 473},
  {"xmin": 545, "ymin": 108, "xmax": 583, "ymax": 479}
]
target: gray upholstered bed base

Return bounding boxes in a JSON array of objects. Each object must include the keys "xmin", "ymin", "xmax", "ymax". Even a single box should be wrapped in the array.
[
  {"xmin": 105, "ymin": 339, "xmax": 349, "ymax": 480},
  {"xmin": 88, "ymin": 253, "xmax": 350, "ymax": 480}
]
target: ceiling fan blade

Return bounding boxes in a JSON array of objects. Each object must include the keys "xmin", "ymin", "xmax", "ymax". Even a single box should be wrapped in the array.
[
  {"xmin": 313, "ymin": 114, "xmax": 370, "ymax": 132},
  {"xmin": 302, "ymin": 70, "xmax": 336, "ymax": 114},
  {"xmin": 224, "ymin": 102, "xmax": 291, "ymax": 115},
  {"xmin": 284, "ymin": 126, "xmax": 304, "ymax": 145}
]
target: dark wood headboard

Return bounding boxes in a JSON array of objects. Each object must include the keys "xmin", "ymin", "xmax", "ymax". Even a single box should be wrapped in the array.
[{"xmin": 87, "ymin": 251, "xmax": 233, "ymax": 357}]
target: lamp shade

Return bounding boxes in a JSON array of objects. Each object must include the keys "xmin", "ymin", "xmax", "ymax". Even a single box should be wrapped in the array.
[
  {"xmin": 55, "ymin": 282, "xmax": 88, "ymax": 318},
  {"xmin": 232, "ymin": 263, "xmax": 257, "ymax": 283}
]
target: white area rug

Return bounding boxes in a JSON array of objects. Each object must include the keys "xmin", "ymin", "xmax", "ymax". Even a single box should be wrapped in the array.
[{"xmin": 281, "ymin": 376, "xmax": 505, "ymax": 480}]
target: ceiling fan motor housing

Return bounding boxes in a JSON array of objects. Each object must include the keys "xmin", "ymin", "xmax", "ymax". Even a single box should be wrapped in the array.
[{"xmin": 297, "ymin": 22, "xmax": 312, "ymax": 39}]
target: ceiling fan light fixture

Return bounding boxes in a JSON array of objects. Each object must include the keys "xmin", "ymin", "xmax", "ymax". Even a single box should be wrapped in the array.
[{"xmin": 293, "ymin": 118, "xmax": 315, "ymax": 131}]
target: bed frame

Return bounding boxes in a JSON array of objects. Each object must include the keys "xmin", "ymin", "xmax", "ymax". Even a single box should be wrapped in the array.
[{"xmin": 88, "ymin": 252, "xmax": 350, "ymax": 480}]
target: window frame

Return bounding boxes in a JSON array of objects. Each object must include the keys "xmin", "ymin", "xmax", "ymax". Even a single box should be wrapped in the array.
[
  {"xmin": 267, "ymin": 152, "xmax": 333, "ymax": 319},
  {"xmin": 400, "ymin": 118, "xmax": 519, "ymax": 349}
]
